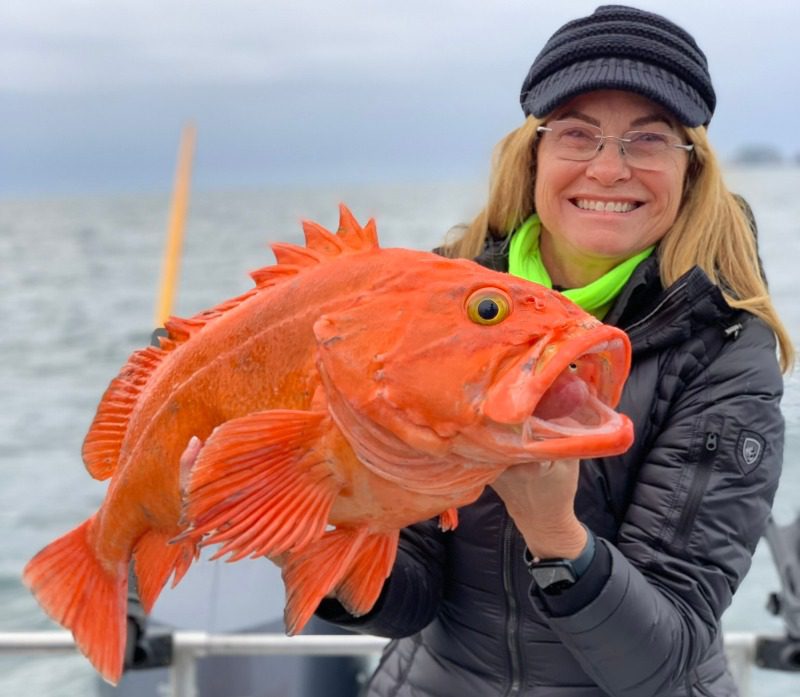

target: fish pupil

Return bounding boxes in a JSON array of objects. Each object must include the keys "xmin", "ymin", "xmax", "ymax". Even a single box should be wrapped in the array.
[{"xmin": 478, "ymin": 299, "xmax": 499, "ymax": 320}]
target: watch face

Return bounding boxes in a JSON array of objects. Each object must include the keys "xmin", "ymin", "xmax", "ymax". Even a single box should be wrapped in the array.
[{"xmin": 529, "ymin": 562, "xmax": 577, "ymax": 589}]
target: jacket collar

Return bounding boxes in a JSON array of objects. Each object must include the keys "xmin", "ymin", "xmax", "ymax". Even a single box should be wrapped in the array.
[
  {"xmin": 473, "ymin": 237, "xmax": 737, "ymax": 357},
  {"xmin": 610, "ymin": 258, "xmax": 737, "ymax": 356}
]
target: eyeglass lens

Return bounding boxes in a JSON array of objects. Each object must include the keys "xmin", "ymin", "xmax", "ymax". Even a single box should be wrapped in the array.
[{"xmin": 540, "ymin": 121, "xmax": 689, "ymax": 170}]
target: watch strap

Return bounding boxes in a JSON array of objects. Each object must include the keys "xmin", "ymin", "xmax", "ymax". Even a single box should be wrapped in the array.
[{"xmin": 524, "ymin": 525, "xmax": 597, "ymax": 591}]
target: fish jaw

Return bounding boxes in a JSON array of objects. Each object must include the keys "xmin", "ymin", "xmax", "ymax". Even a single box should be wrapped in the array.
[
  {"xmin": 480, "ymin": 323, "xmax": 634, "ymax": 460},
  {"xmin": 318, "ymin": 361, "xmax": 502, "ymax": 496}
]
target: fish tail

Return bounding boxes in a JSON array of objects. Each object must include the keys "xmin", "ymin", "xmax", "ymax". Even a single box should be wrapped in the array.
[
  {"xmin": 22, "ymin": 516, "xmax": 128, "ymax": 685},
  {"xmin": 282, "ymin": 527, "xmax": 399, "ymax": 635}
]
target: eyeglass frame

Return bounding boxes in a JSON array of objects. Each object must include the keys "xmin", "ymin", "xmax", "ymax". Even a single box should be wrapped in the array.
[{"xmin": 535, "ymin": 120, "xmax": 694, "ymax": 167}]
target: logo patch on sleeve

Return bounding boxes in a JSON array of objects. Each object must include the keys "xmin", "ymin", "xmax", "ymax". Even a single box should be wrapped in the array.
[{"xmin": 737, "ymin": 431, "xmax": 765, "ymax": 474}]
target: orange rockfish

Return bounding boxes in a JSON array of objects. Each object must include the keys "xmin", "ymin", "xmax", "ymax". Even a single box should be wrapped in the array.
[{"xmin": 23, "ymin": 206, "xmax": 634, "ymax": 684}]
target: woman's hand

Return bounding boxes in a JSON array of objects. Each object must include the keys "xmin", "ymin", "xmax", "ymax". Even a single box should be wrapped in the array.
[{"xmin": 490, "ymin": 459, "xmax": 586, "ymax": 559}]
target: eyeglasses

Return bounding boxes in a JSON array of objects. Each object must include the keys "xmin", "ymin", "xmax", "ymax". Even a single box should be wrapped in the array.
[{"xmin": 536, "ymin": 120, "xmax": 694, "ymax": 170}]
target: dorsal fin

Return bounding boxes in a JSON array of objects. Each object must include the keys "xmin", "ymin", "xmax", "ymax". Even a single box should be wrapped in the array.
[
  {"xmin": 270, "ymin": 243, "xmax": 324, "ymax": 268},
  {"xmin": 82, "ymin": 346, "xmax": 168, "ymax": 480},
  {"xmin": 249, "ymin": 204, "xmax": 379, "ymax": 285},
  {"xmin": 302, "ymin": 204, "xmax": 379, "ymax": 257},
  {"xmin": 336, "ymin": 203, "xmax": 379, "ymax": 251},
  {"xmin": 82, "ymin": 205, "xmax": 376, "ymax": 481},
  {"xmin": 163, "ymin": 316, "xmax": 206, "ymax": 342},
  {"xmin": 302, "ymin": 219, "xmax": 348, "ymax": 255},
  {"xmin": 337, "ymin": 204, "xmax": 361, "ymax": 235},
  {"xmin": 161, "ymin": 288, "xmax": 260, "ymax": 344},
  {"xmin": 250, "ymin": 264, "xmax": 302, "ymax": 289},
  {"xmin": 81, "ymin": 288, "xmax": 258, "ymax": 481}
]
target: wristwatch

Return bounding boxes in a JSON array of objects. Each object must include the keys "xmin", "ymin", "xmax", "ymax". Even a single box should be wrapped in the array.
[{"xmin": 524, "ymin": 525, "xmax": 596, "ymax": 594}]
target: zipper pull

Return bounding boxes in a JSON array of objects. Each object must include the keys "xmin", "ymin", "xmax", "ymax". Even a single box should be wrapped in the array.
[
  {"xmin": 724, "ymin": 323, "xmax": 743, "ymax": 339},
  {"xmin": 705, "ymin": 432, "xmax": 718, "ymax": 452}
]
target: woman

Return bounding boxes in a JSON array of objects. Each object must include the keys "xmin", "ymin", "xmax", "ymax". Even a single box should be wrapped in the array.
[{"xmin": 317, "ymin": 6, "xmax": 793, "ymax": 695}]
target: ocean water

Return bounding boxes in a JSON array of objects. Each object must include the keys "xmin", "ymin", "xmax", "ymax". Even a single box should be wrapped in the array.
[{"xmin": 1, "ymin": 172, "xmax": 799, "ymax": 696}]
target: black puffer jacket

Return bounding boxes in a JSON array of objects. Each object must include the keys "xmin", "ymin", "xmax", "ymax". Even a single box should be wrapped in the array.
[{"xmin": 318, "ymin": 245, "xmax": 785, "ymax": 697}]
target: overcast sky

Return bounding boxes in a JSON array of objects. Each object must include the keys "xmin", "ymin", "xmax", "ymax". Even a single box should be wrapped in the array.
[{"xmin": 2, "ymin": 0, "xmax": 799, "ymax": 196}]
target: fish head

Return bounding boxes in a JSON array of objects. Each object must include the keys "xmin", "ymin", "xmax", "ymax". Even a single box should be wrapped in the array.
[{"xmin": 313, "ymin": 250, "xmax": 633, "ymax": 492}]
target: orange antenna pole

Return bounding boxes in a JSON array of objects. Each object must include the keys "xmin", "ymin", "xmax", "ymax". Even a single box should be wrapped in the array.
[{"xmin": 154, "ymin": 122, "xmax": 196, "ymax": 328}]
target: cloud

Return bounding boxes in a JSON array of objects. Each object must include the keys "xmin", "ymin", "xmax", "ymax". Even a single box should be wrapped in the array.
[
  {"xmin": 1, "ymin": 0, "xmax": 798, "ymax": 194},
  {"xmin": 2, "ymin": 0, "xmax": 510, "ymax": 91},
  {"xmin": 3, "ymin": 1, "xmax": 797, "ymax": 101}
]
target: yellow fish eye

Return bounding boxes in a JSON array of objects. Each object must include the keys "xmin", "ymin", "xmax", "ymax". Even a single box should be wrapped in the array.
[{"xmin": 466, "ymin": 289, "xmax": 511, "ymax": 325}]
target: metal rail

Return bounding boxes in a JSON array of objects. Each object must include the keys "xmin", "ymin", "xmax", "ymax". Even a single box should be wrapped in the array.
[{"xmin": 0, "ymin": 630, "xmax": 766, "ymax": 697}]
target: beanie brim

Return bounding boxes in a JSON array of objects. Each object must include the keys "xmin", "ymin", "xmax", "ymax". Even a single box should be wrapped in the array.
[{"xmin": 521, "ymin": 57, "xmax": 711, "ymax": 127}]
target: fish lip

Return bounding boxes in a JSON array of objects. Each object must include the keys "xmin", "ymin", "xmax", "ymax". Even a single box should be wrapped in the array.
[
  {"xmin": 522, "ymin": 396, "xmax": 625, "ymax": 440},
  {"xmin": 483, "ymin": 323, "xmax": 630, "ymax": 426},
  {"xmin": 515, "ymin": 357, "xmax": 630, "ymax": 453},
  {"xmin": 517, "ymin": 408, "xmax": 634, "ymax": 459}
]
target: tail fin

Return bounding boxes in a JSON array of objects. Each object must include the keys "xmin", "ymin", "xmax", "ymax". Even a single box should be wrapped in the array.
[{"xmin": 22, "ymin": 517, "xmax": 128, "ymax": 685}]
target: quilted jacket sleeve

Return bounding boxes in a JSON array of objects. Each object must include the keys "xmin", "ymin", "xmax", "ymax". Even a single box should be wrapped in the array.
[
  {"xmin": 315, "ymin": 517, "xmax": 447, "ymax": 637},
  {"xmin": 531, "ymin": 314, "xmax": 785, "ymax": 696}
]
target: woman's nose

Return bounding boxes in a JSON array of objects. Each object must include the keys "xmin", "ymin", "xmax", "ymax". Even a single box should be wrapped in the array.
[{"xmin": 584, "ymin": 141, "xmax": 632, "ymax": 184}]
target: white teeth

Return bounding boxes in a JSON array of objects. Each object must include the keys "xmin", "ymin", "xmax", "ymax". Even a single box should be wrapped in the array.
[{"xmin": 575, "ymin": 199, "xmax": 637, "ymax": 213}]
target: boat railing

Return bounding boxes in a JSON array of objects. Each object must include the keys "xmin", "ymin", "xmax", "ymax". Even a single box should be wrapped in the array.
[
  {"xmin": 1, "ymin": 629, "xmax": 796, "ymax": 697},
  {"xmin": 4, "ymin": 515, "xmax": 798, "ymax": 695}
]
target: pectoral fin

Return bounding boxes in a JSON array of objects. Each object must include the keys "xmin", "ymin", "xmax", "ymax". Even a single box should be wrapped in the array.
[
  {"xmin": 180, "ymin": 409, "xmax": 342, "ymax": 561},
  {"xmin": 438, "ymin": 507, "xmax": 459, "ymax": 531}
]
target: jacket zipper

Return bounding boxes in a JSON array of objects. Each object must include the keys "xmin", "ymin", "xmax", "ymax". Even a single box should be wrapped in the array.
[
  {"xmin": 502, "ymin": 518, "xmax": 522, "ymax": 697},
  {"xmin": 673, "ymin": 425, "xmax": 721, "ymax": 547},
  {"xmin": 623, "ymin": 281, "xmax": 688, "ymax": 337}
]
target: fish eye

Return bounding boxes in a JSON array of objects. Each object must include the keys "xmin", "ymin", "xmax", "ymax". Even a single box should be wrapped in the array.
[{"xmin": 466, "ymin": 289, "xmax": 511, "ymax": 326}]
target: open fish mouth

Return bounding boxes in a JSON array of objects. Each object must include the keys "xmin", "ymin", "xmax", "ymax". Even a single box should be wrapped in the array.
[
  {"xmin": 524, "ymin": 340, "xmax": 627, "ymax": 437},
  {"xmin": 483, "ymin": 326, "xmax": 633, "ymax": 458},
  {"xmin": 524, "ymin": 369, "xmax": 627, "ymax": 439}
]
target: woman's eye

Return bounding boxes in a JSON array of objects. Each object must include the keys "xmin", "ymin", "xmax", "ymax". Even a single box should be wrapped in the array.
[
  {"xmin": 466, "ymin": 290, "xmax": 511, "ymax": 325},
  {"xmin": 562, "ymin": 128, "xmax": 594, "ymax": 141},
  {"xmin": 630, "ymin": 132, "xmax": 670, "ymax": 146}
]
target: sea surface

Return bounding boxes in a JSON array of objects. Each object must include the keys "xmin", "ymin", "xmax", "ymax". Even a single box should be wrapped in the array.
[{"xmin": 1, "ymin": 171, "xmax": 799, "ymax": 696}]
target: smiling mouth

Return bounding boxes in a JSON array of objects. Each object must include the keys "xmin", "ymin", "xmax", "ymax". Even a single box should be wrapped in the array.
[{"xmin": 572, "ymin": 198, "xmax": 641, "ymax": 213}]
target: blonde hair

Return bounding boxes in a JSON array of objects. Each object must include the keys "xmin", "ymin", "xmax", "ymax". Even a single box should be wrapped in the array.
[{"xmin": 442, "ymin": 117, "xmax": 794, "ymax": 373}]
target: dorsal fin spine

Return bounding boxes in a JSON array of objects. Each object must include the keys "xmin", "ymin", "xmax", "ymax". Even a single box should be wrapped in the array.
[
  {"xmin": 271, "ymin": 242, "xmax": 324, "ymax": 267},
  {"xmin": 337, "ymin": 204, "xmax": 360, "ymax": 236},
  {"xmin": 302, "ymin": 220, "xmax": 346, "ymax": 255},
  {"xmin": 250, "ymin": 265, "xmax": 301, "ymax": 289}
]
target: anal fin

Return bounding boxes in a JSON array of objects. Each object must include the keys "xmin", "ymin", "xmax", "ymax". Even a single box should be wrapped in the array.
[
  {"xmin": 281, "ymin": 527, "xmax": 399, "ymax": 634},
  {"xmin": 133, "ymin": 529, "xmax": 198, "ymax": 614},
  {"xmin": 333, "ymin": 529, "xmax": 399, "ymax": 617}
]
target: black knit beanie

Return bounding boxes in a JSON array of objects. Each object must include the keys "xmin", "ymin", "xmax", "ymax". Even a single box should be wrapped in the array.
[{"xmin": 520, "ymin": 5, "xmax": 716, "ymax": 127}]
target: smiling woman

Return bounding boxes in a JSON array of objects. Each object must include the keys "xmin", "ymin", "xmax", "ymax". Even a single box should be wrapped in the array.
[
  {"xmin": 316, "ymin": 5, "xmax": 795, "ymax": 697},
  {"xmin": 534, "ymin": 90, "xmax": 690, "ymax": 287}
]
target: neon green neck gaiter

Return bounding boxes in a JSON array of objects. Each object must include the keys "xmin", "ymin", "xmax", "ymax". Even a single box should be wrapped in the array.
[{"xmin": 508, "ymin": 214, "xmax": 654, "ymax": 320}]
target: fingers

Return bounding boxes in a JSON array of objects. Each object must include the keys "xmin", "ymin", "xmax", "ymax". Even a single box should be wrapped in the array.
[
  {"xmin": 180, "ymin": 436, "xmax": 203, "ymax": 468},
  {"xmin": 178, "ymin": 436, "xmax": 204, "ymax": 497}
]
